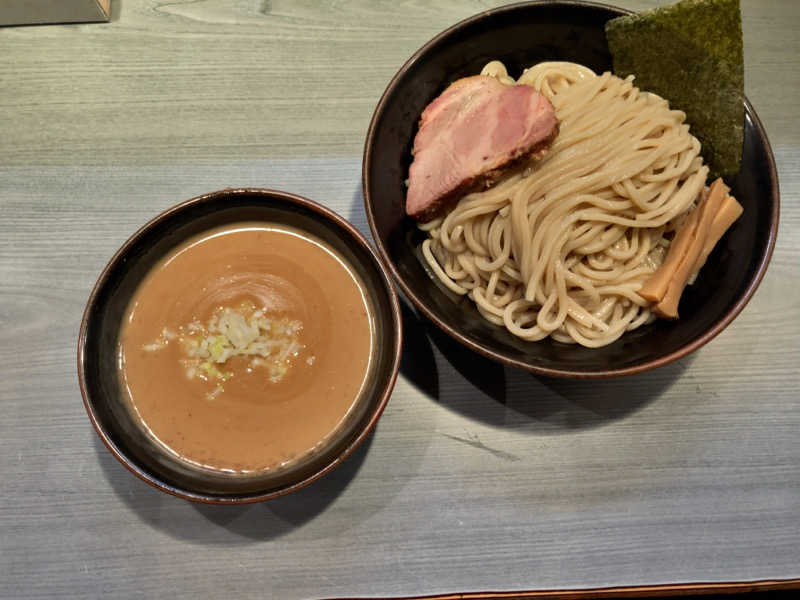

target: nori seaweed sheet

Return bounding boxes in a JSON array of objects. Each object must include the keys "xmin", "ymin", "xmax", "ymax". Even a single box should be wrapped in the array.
[{"xmin": 605, "ymin": 0, "xmax": 744, "ymax": 177}]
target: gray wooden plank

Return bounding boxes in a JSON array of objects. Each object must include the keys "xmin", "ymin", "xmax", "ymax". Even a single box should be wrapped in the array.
[
  {"xmin": 2, "ymin": 157, "xmax": 799, "ymax": 599},
  {"xmin": 2, "ymin": 0, "xmax": 796, "ymax": 164}
]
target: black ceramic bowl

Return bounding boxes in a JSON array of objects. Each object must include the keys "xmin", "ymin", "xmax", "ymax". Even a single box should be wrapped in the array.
[
  {"xmin": 78, "ymin": 189, "xmax": 402, "ymax": 503},
  {"xmin": 363, "ymin": 1, "xmax": 778, "ymax": 378}
]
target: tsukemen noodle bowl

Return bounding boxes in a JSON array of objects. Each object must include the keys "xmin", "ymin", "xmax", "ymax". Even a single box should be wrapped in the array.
[
  {"xmin": 79, "ymin": 189, "xmax": 402, "ymax": 502},
  {"xmin": 363, "ymin": 1, "xmax": 778, "ymax": 377}
]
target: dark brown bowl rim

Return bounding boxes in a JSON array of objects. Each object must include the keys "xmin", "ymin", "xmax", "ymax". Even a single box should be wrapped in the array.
[
  {"xmin": 362, "ymin": 0, "xmax": 779, "ymax": 379},
  {"xmin": 77, "ymin": 188, "xmax": 403, "ymax": 504}
]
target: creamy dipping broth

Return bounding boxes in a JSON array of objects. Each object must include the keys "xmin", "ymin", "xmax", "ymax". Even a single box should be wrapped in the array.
[{"xmin": 118, "ymin": 222, "xmax": 374, "ymax": 474}]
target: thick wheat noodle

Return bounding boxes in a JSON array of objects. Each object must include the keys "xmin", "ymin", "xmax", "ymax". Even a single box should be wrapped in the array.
[{"xmin": 419, "ymin": 61, "xmax": 708, "ymax": 347}]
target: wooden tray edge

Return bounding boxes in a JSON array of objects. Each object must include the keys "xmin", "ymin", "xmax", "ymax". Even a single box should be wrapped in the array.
[{"xmin": 330, "ymin": 577, "xmax": 800, "ymax": 600}]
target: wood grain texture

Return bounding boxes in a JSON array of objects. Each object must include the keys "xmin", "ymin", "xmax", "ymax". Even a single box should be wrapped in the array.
[
  {"xmin": 1, "ymin": 0, "xmax": 796, "ymax": 165},
  {"xmin": 1, "ymin": 2, "xmax": 799, "ymax": 599}
]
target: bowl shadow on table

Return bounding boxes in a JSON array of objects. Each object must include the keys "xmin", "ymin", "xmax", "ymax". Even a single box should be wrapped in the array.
[
  {"xmin": 93, "ymin": 427, "xmax": 382, "ymax": 544},
  {"xmin": 413, "ymin": 306, "xmax": 693, "ymax": 432},
  {"xmin": 397, "ymin": 297, "xmax": 440, "ymax": 397},
  {"xmin": 351, "ymin": 184, "xmax": 440, "ymax": 397}
]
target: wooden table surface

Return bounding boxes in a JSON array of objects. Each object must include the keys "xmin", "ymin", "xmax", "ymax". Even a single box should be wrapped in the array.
[{"xmin": 2, "ymin": 1, "xmax": 799, "ymax": 598}]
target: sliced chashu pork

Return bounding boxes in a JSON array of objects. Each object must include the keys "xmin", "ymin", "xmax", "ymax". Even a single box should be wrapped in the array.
[{"xmin": 406, "ymin": 75, "xmax": 559, "ymax": 222}]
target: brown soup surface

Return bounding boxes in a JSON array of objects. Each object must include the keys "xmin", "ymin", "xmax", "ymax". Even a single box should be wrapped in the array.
[{"xmin": 119, "ymin": 222, "xmax": 374, "ymax": 474}]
